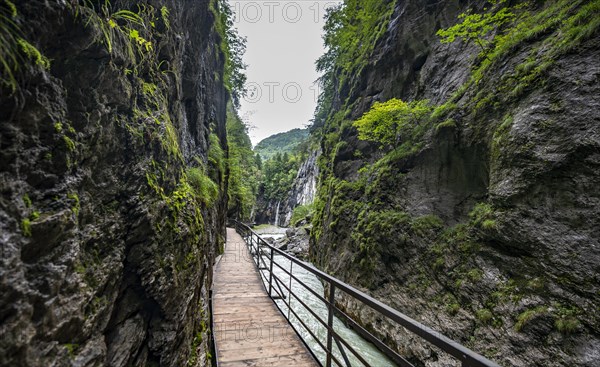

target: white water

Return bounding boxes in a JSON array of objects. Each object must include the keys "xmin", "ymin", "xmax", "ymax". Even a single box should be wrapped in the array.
[
  {"xmin": 251, "ymin": 225, "xmax": 395, "ymax": 365},
  {"xmin": 261, "ymin": 255, "xmax": 396, "ymax": 367},
  {"xmin": 253, "ymin": 225, "xmax": 287, "ymax": 240},
  {"xmin": 274, "ymin": 200, "xmax": 281, "ymax": 227}
]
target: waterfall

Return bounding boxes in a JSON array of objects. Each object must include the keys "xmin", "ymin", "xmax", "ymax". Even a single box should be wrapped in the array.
[{"xmin": 274, "ymin": 200, "xmax": 280, "ymax": 227}]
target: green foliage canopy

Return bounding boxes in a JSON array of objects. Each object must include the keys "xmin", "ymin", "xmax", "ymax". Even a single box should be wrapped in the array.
[
  {"xmin": 260, "ymin": 152, "xmax": 303, "ymax": 202},
  {"xmin": 226, "ymin": 105, "xmax": 259, "ymax": 219},
  {"xmin": 313, "ymin": 0, "xmax": 397, "ymax": 129},
  {"xmin": 254, "ymin": 128, "xmax": 309, "ymax": 161},
  {"xmin": 437, "ymin": 0, "xmax": 527, "ymax": 55},
  {"xmin": 353, "ymin": 98, "xmax": 433, "ymax": 148},
  {"xmin": 213, "ymin": 0, "xmax": 247, "ymax": 107}
]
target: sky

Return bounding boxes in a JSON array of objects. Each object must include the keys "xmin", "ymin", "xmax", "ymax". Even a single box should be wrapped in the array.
[{"xmin": 228, "ymin": 1, "xmax": 341, "ymax": 146}]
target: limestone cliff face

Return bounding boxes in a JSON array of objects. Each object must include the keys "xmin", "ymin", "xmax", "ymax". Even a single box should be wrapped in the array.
[
  {"xmin": 254, "ymin": 150, "xmax": 319, "ymax": 227},
  {"xmin": 311, "ymin": 0, "xmax": 599, "ymax": 366},
  {"xmin": 0, "ymin": 1, "xmax": 227, "ymax": 366},
  {"xmin": 281, "ymin": 150, "xmax": 319, "ymax": 226}
]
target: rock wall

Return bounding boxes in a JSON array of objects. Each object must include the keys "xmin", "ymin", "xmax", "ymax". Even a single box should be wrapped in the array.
[
  {"xmin": 254, "ymin": 149, "xmax": 319, "ymax": 227},
  {"xmin": 0, "ymin": 1, "xmax": 227, "ymax": 366},
  {"xmin": 311, "ymin": 0, "xmax": 599, "ymax": 366},
  {"xmin": 281, "ymin": 149, "xmax": 319, "ymax": 226}
]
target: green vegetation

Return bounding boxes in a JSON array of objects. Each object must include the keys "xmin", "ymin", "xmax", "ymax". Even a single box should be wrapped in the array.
[
  {"xmin": 469, "ymin": 202, "xmax": 496, "ymax": 230},
  {"xmin": 515, "ymin": 306, "xmax": 547, "ymax": 331},
  {"xmin": 319, "ymin": 0, "xmax": 396, "ymax": 75},
  {"xmin": 555, "ymin": 316, "xmax": 580, "ymax": 334},
  {"xmin": 437, "ymin": 0, "xmax": 528, "ymax": 56},
  {"xmin": 63, "ymin": 136, "xmax": 76, "ymax": 152},
  {"xmin": 21, "ymin": 218, "xmax": 31, "ymax": 237},
  {"xmin": 187, "ymin": 305, "xmax": 210, "ymax": 366},
  {"xmin": 444, "ymin": 294, "xmax": 461, "ymax": 315},
  {"xmin": 411, "ymin": 215, "xmax": 444, "ymax": 237},
  {"xmin": 251, "ymin": 129, "xmax": 316, "ymax": 226},
  {"xmin": 17, "ymin": 38, "xmax": 50, "ymax": 69},
  {"xmin": 212, "ymin": 0, "xmax": 246, "ymax": 106},
  {"xmin": 254, "ymin": 128, "xmax": 309, "ymax": 161},
  {"xmin": 63, "ymin": 343, "xmax": 79, "ymax": 357},
  {"xmin": 260, "ymin": 149, "xmax": 308, "ymax": 203},
  {"xmin": 67, "ymin": 192, "xmax": 80, "ymax": 216},
  {"xmin": 22, "ymin": 194, "xmax": 31, "ymax": 208},
  {"xmin": 354, "ymin": 99, "xmax": 433, "ymax": 148},
  {"xmin": 306, "ymin": 0, "xmax": 597, "ymax": 346},
  {"xmin": 187, "ymin": 332, "xmax": 204, "ymax": 366},
  {"xmin": 352, "ymin": 209, "xmax": 410, "ymax": 270},
  {"xmin": 226, "ymin": 105, "xmax": 260, "ymax": 219},
  {"xmin": 290, "ymin": 203, "xmax": 314, "ymax": 227},
  {"xmin": 1, "ymin": 0, "xmax": 50, "ymax": 92},
  {"xmin": 53, "ymin": 122, "xmax": 63, "ymax": 133},
  {"xmin": 439, "ymin": 0, "xmax": 600, "ymax": 111},
  {"xmin": 553, "ymin": 304, "xmax": 581, "ymax": 334},
  {"xmin": 476, "ymin": 308, "xmax": 494, "ymax": 324},
  {"xmin": 71, "ymin": 1, "xmax": 160, "ymax": 75},
  {"xmin": 314, "ymin": 0, "xmax": 397, "ymax": 128},
  {"xmin": 186, "ymin": 167, "xmax": 219, "ymax": 206}
]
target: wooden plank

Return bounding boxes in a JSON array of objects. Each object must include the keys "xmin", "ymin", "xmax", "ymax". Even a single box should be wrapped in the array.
[
  {"xmin": 214, "ymin": 305, "xmax": 277, "ymax": 315},
  {"xmin": 212, "ymin": 228, "xmax": 317, "ymax": 366},
  {"xmin": 219, "ymin": 354, "xmax": 317, "ymax": 367},
  {"xmin": 219, "ymin": 345, "xmax": 311, "ymax": 362},
  {"xmin": 213, "ymin": 292, "xmax": 269, "ymax": 299}
]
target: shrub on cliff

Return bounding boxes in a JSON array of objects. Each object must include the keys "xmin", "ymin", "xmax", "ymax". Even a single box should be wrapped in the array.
[{"xmin": 353, "ymin": 98, "xmax": 432, "ymax": 148}]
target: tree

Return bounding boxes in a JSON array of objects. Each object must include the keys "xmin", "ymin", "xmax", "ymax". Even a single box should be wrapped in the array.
[
  {"xmin": 353, "ymin": 98, "xmax": 432, "ymax": 148},
  {"xmin": 226, "ymin": 104, "xmax": 259, "ymax": 219},
  {"xmin": 214, "ymin": 0, "xmax": 247, "ymax": 107},
  {"xmin": 437, "ymin": 0, "xmax": 528, "ymax": 57}
]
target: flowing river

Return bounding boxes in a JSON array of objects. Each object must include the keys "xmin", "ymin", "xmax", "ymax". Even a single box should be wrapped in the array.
[{"xmin": 253, "ymin": 226, "xmax": 396, "ymax": 366}]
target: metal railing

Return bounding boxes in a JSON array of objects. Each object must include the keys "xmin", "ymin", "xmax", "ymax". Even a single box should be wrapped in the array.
[{"xmin": 232, "ymin": 220, "xmax": 501, "ymax": 367}]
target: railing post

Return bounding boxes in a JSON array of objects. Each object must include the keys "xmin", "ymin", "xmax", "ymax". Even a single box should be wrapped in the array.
[
  {"xmin": 256, "ymin": 238, "xmax": 260, "ymax": 266},
  {"xmin": 268, "ymin": 247, "xmax": 274, "ymax": 297},
  {"xmin": 326, "ymin": 284, "xmax": 336, "ymax": 367},
  {"xmin": 288, "ymin": 261, "xmax": 293, "ymax": 319}
]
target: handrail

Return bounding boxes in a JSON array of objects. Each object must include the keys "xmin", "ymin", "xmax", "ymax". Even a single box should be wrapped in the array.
[{"xmin": 232, "ymin": 220, "xmax": 501, "ymax": 367}]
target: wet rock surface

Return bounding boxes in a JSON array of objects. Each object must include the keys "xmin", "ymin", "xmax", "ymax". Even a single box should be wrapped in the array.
[
  {"xmin": 0, "ymin": 1, "xmax": 227, "ymax": 366},
  {"xmin": 310, "ymin": 1, "xmax": 600, "ymax": 366},
  {"xmin": 273, "ymin": 227, "xmax": 310, "ymax": 260}
]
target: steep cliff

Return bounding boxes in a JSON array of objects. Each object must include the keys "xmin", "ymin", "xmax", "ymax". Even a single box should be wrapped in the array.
[
  {"xmin": 254, "ymin": 149, "xmax": 319, "ymax": 227},
  {"xmin": 0, "ymin": 1, "xmax": 228, "ymax": 366},
  {"xmin": 281, "ymin": 149, "xmax": 319, "ymax": 226},
  {"xmin": 311, "ymin": 0, "xmax": 599, "ymax": 366},
  {"xmin": 251, "ymin": 129, "xmax": 312, "ymax": 226}
]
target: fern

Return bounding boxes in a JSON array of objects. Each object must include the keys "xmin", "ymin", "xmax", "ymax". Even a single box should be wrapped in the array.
[
  {"xmin": 1, "ymin": 0, "xmax": 50, "ymax": 92},
  {"xmin": 161, "ymin": 6, "xmax": 170, "ymax": 29},
  {"xmin": 72, "ymin": 0, "xmax": 156, "ymax": 72}
]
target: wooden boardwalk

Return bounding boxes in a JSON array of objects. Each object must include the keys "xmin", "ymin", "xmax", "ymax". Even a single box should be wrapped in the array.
[{"xmin": 212, "ymin": 228, "xmax": 317, "ymax": 367}]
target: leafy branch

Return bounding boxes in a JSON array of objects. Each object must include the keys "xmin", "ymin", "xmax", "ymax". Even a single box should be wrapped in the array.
[{"xmin": 437, "ymin": 0, "xmax": 528, "ymax": 58}]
